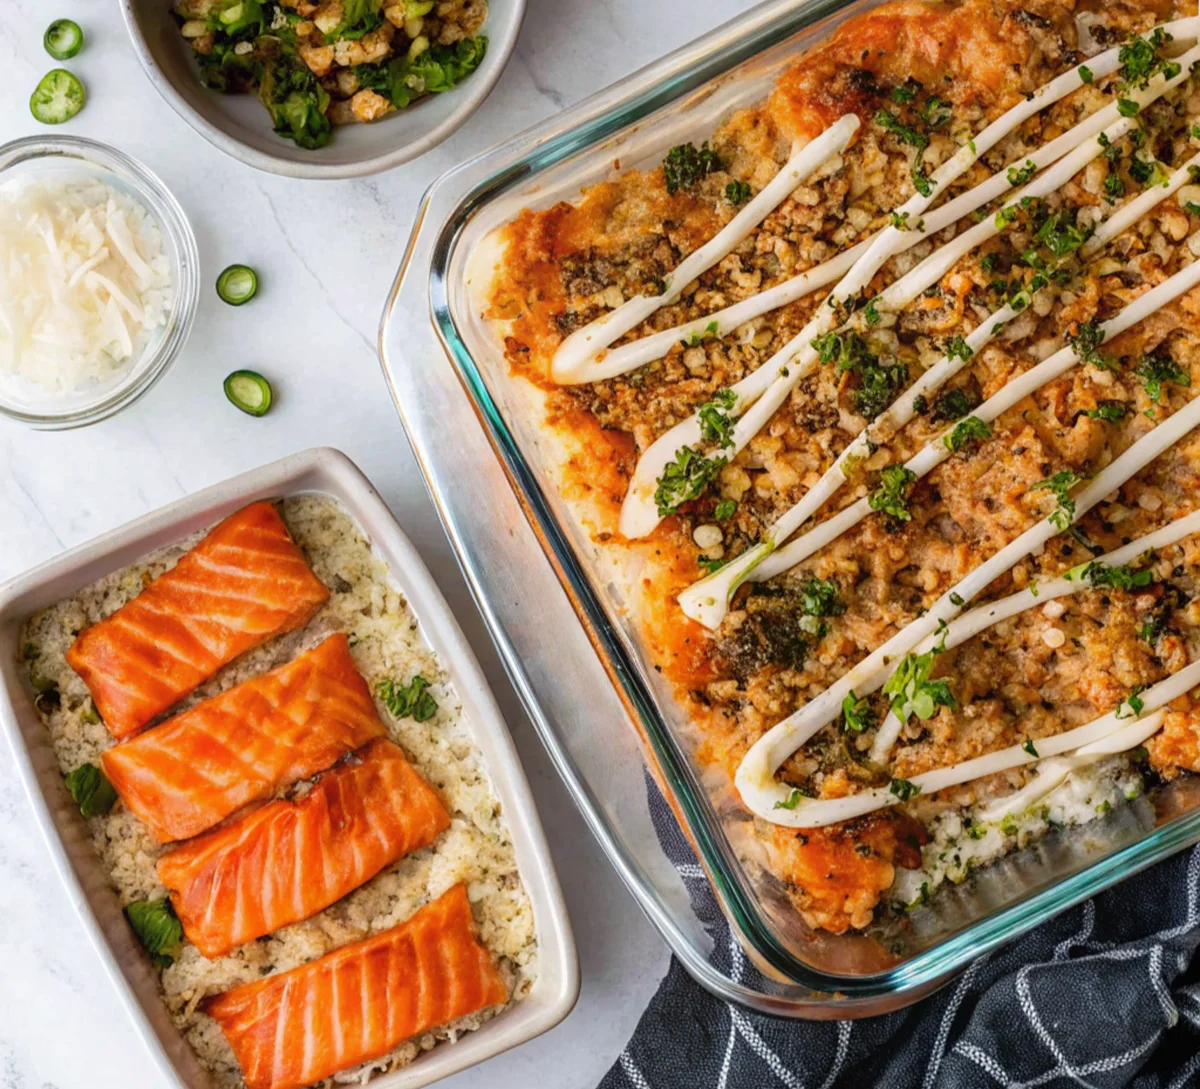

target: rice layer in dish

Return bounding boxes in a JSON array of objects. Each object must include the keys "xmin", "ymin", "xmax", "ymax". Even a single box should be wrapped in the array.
[
  {"xmin": 21, "ymin": 495, "xmax": 536, "ymax": 1087},
  {"xmin": 483, "ymin": 0, "xmax": 1200, "ymax": 938}
]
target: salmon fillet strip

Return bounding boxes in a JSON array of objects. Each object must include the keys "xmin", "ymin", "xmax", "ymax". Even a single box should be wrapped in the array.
[
  {"xmin": 158, "ymin": 739, "xmax": 450, "ymax": 958},
  {"xmin": 204, "ymin": 884, "xmax": 509, "ymax": 1089},
  {"xmin": 102, "ymin": 634, "xmax": 387, "ymax": 843},
  {"xmin": 67, "ymin": 501, "xmax": 330, "ymax": 739}
]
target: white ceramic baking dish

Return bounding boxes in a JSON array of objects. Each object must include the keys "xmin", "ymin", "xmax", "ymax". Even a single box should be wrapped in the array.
[{"xmin": 0, "ymin": 446, "xmax": 578, "ymax": 1089}]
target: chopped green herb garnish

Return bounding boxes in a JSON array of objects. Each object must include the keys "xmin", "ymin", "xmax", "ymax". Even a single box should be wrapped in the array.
[
  {"xmin": 943, "ymin": 415, "xmax": 992, "ymax": 453},
  {"xmin": 64, "ymin": 763, "xmax": 117, "ymax": 818},
  {"xmin": 944, "ymin": 335, "xmax": 974, "ymax": 362},
  {"xmin": 663, "ymin": 142, "xmax": 721, "ymax": 194},
  {"xmin": 1117, "ymin": 685, "xmax": 1147, "ymax": 719},
  {"xmin": 1128, "ymin": 155, "xmax": 1169, "ymax": 188},
  {"xmin": 841, "ymin": 692, "xmax": 875, "ymax": 733},
  {"xmin": 1084, "ymin": 400, "xmax": 1127, "ymax": 422},
  {"xmin": 1022, "ymin": 739, "xmax": 1039, "ymax": 758},
  {"xmin": 683, "ymin": 320, "xmax": 721, "ymax": 349},
  {"xmin": 1117, "ymin": 28, "xmax": 1174, "ymax": 91},
  {"xmin": 1069, "ymin": 321, "xmax": 1114, "ymax": 370},
  {"xmin": 1007, "ymin": 160, "xmax": 1038, "ymax": 187},
  {"xmin": 1072, "ymin": 560, "xmax": 1154, "ymax": 591},
  {"xmin": 654, "ymin": 445, "xmax": 726, "ymax": 515},
  {"xmin": 725, "ymin": 180, "xmax": 752, "ymax": 204},
  {"xmin": 125, "ymin": 898, "xmax": 183, "ymax": 969},
  {"xmin": 1030, "ymin": 469, "xmax": 1082, "ymax": 531},
  {"xmin": 1103, "ymin": 172, "xmax": 1126, "ymax": 203},
  {"xmin": 697, "ymin": 387, "xmax": 738, "ymax": 446},
  {"xmin": 697, "ymin": 556, "xmax": 726, "ymax": 576},
  {"xmin": 713, "ymin": 499, "xmax": 738, "ymax": 521},
  {"xmin": 774, "ymin": 787, "xmax": 807, "ymax": 810},
  {"xmin": 869, "ymin": 465, "xmax": 917, "ymax": 523},
  {"xmin": 883, "ymin": 628, "xmax": 955, "ymax": 723},
  {"xmin": 1117, "ymin": 98, "xmax": 1141, "ymax": 117},
  {"xmin": 1034, "ymin": 211, "xmax": 1091, "ymax": 257},
  {"xmin": 798, "ymin": 577, "xmax": 845, "ymax": 618},
  {"xmin": 1186, "ymin": 201, "xmax": 1200, "ymax": 216},
  {"xmin": 377, "ymin": 676, "xmax": 438, "ymax": 723},
  {"xmin": 1078, "ymin": 64, "xmax": 1094, "ymax": 83},
  {"xmin": 889, "ymin": 777, "xmax": 921, "ymax": 802},
  {"xmin": 863, "ymin": 297, "xmax": 882, "ymax": 326},
  {"xmin": 1135, "ymin": 350, "xmax": 1189, "ymax": 403},
  {"xmin": 930, "ymin": 386, "xmax": 979, "ymax": 423},
  {"xmin": 949, "ymin": 591, "xmax": 965, "ymax": 607}
]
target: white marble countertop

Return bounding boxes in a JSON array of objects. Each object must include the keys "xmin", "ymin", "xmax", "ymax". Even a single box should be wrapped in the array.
[{"xmin": 0, "ymin": 1, "xmax": 756, "ymax": 1085}]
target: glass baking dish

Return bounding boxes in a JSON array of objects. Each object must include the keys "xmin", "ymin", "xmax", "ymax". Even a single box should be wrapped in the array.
[{"xmin": 380, "ymin": 0, "xmax": 1200, "ymax": 1015}]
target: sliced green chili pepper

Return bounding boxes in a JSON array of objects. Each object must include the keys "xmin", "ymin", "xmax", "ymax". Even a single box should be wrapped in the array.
[
  {"xmin": 224, "ymin": 370, "xmax": 273, "ymax": 416},
  {"xmin": 216, "ymin": 264, "xmax": 259, "ymax": 305},
  {"xmin": 30, "ymin": 69, "xmax": 86, "ymax": 124},
  {"xmin": 44, "ymin": 19, "xmax": 84, "ymax": 60}
]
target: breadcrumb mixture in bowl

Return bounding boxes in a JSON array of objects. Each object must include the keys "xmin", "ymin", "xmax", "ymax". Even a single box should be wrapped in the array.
[{"xmin": 21, "ymin": 495, "xmax": 536, "ymax": 1089}]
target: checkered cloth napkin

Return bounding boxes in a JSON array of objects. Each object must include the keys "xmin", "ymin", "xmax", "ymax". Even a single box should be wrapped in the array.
[{"xmin": 599, "ymin": 777, "xmax": 1200, "ymax": 1089}]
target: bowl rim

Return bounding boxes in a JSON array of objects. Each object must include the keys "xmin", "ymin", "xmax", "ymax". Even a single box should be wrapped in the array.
[
  {"xmin": 0, "ymin": 134, "xmax": 200, "ymax": 430},
  {"xmin": 118, "ymin": 0, "xmax": 528, "ymax": 180}
]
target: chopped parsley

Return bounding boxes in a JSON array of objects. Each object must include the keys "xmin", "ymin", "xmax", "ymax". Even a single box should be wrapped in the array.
[
  {"xmin": 1186, "ymin": 201, "xmax": 1200, "ymax": 216},
  {"xmin": 1022, "ymin": 739, "xmax": 1039, "ymax": 758},
  {"xmin": 377, "ymin": 676, "xmax": 438, "ymax": 723},
  {"xmin": 855, "ymin": 361, "xmax": 908, "ymax": 420},
  {"xmin": 1078, "ymin": 64, "xmax": 1094, "ymax": 84},
  {"xmin": 869, "ymin": 465, "xmax": 918, "ymax": 523},
  {"xmin": 697, "ymin": 388, "xmax": 739, "ymax": 446},
  {"xmin": 1007, "ymin": 159, "xmax": 1038, "ymax": 187},
  {"xmin": 889, "ymin": 777, "xmax": 922, "ymax": 802},
  {"xmin": 874, "ymin": 108, "xmax": 936, "ymax": 196},
  {"xmin": 663, "ymin": 142, "xmax": 721, "ymax": 195},
  {"xmin": 1034, "ymin": 210, "xmax": 1091, "ymax": 257},
  {"xmin": 883, "ymin": 627, "xmax": 955, "ymax": 722},
  {"xmin": 798, "ymin": 577, "xmax": 845, "ymax": 618},
  {"xmin": 654, "ymin": 446, "xmax": 726, "ymax": 515},
  {"xmin": 698, "ymin": 555, "xmax": 727, "ymax": 576},
  {"xmin": 683, "ymin": 320, "xmax": 720, "ymax": 348},
  {"xmin": 944, "ymin": 335, "xmax": 974, "ymax": 362},
  {"xmin": 1117, "ymin": 28, "xmax": 1175, "ymax": 91},
  {"xmin": 841, "ymin": 691, "xmax": 875, "ymax": 733},
  {"xmin": 929, "ymin": 386, "xmax": 979, "ymax": 422},
  {"xmin": 1030, "ymin": 469, "xmax": 1082, "ymax": 531},
  {"xmin": 64, "ymin": 763, "xmax": 117, "ymax": 818},
  {"xmin": 943, "ymin": 415, "xmax": 992, "ymax": 453},
  {"xmin": 774, "ymin": 787, "xmax": 808, "ymax": 810},
  {"xmin": 1070, "ymin": 560, "xmax": 1153, "ymax": 591},
  {"xmin": 1135, "ymin": 350, "xmax": 1189, "ymax": 403},
  {"xmin": 1084, "ymin": 400, "xmax": 1127, "ymax": 422},
  {"xmin": 1069, "ymin": 321, "xmax": 1114, "ymax": 370},
  {"xmin": 725, "ymin": 180, "xmax": 752, "ymax": 204},
  {"xmin": 1116, "ymin": 685, "xmax": 1147, "ymax": 719},
  {"xmin": 1128, "ymin": 155, "xmax": 1170, "ymax": 188},
  {"xmin": 1116, "ymin": 98, "xmax": 1141, "ymax": 118},
  {"xmin": 713, "ymin": 499, "xmax": 738, "ymax": 521}
]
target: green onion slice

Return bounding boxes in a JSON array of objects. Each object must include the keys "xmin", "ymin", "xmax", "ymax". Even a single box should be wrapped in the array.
[
  {"xmin": 30, "ymin": 69, "xmax": 86, "ymax": 125},
  {"xmin": 216, "ymin": 264, "xmax": 258, "ymax": 305},
  {"xmin": 224, "ymin": 370, "xmax": 273, "ymax": 416},
  {"xmin": 44, "ymin": 19, "xmax": 84, "ymax": 60}
]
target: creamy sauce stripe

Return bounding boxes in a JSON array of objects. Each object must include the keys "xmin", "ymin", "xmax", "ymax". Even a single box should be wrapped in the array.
[
  {"xmin": 618, "ymin": 31, "xmax": 1200, "ymax": 540},
  {"xmin": 680, "ymin": 144, "xmax": 1200, "ymax": 627}
]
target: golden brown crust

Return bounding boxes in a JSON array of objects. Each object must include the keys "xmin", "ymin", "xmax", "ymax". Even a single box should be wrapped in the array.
[{"xmin": 487, "ymin": 0, "xmax": 1200, "ymax": 935}]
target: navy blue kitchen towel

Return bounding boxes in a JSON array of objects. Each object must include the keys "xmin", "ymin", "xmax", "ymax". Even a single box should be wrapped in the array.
[{"xmin": 600, "ymin": 775, "xmax": 1200, "ymax": 1089}]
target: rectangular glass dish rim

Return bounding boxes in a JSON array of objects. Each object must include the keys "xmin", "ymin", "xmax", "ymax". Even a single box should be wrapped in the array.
[{"xmin": 420, "ymin": 0, "xmax": 1200, "ymax": 1001}]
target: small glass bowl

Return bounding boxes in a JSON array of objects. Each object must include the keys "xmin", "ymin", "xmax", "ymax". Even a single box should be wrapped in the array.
[{"xmin": 0, "ymin": 136, "xmax": 199, "ymax": 430}]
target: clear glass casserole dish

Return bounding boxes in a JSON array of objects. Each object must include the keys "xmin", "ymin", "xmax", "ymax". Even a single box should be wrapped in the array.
[{"xmin": 379, "ymin": 0, "xmax": 1200, "ymax": 1015}]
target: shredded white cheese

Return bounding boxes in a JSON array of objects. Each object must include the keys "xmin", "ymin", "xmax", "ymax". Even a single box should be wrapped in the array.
[{"xmin": 0, "ymin": 174, "xmax": 173, "ymax": 394}]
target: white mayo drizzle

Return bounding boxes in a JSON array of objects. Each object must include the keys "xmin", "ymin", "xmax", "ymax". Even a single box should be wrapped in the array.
[
  {"xmin": 550, "ymin": 117, "xmax": 861, "ymax": 383},
  {"xmin": 736, "ymin": 380, "xmax": 1200, "ymax": 823},
  {"xmin": 679, "ymin": 145, "xmax": 1200, "ymax": 628},
  {"xmin": 558, "ymin": 18, "xmax": 1198, "ymax": 387},
  {"xmin": 757, "ymin": 660, "xmax": 1196, "ymax": 827},
  {"xmin": 618, "ymin": 36, "xmax": 1200, "ymax": 540},
  {"xmin": 868, "ymin": 508, "xmax": 1200, "ymax": 762}
]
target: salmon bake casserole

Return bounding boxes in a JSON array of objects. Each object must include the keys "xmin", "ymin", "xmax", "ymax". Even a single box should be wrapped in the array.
[
  {"xmin": 20, "ymin": 498, "xmax": 536, "ymax": 1089},
  {"xmin": 478, "ymin": 0, "xmax": 1200, "ymax": 943}
]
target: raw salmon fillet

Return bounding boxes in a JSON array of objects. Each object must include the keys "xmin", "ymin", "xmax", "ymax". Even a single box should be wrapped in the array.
[
  {"xmin": 158, "ymin": 738, "xmax": 450, "ymax": 958},
  {"xmin": 67, "ymin": 501, "xmax": 330, "ymax": 739},
  {"xmin": 204, "ymin": 884, "xmax": 509, "ymax": 1089},
  {"xmin": 102, "ymin": 634, "xmax": 386, "ymax": 843}
]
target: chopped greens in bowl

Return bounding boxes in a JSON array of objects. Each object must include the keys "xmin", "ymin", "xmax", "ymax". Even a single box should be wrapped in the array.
[{"xmin": 173, "ymin": 0, "xmax": 488, "ymax": 150}]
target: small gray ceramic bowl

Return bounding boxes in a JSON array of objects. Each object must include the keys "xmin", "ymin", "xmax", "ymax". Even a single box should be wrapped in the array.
[{"xmin": 120, "ymin": 2, "xmax": 525, "ymax": 179}]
